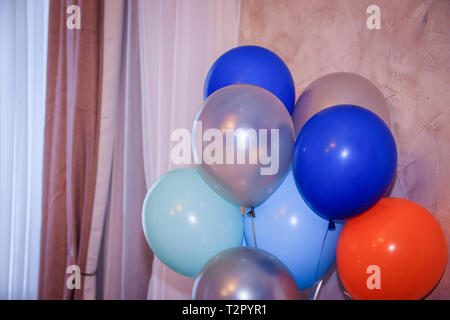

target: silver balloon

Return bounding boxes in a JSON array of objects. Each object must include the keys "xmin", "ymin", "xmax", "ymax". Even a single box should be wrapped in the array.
[
  {"xmin": 292, "ymin": 72, "xmax": 391, "ymax": 136},
  {"xmin": 193, "ymin": 247, "xmax": 299, "ymax": 300},
  {"xmin": 192, "ymin": 84, "xmax": 295, "ymax": 208}
]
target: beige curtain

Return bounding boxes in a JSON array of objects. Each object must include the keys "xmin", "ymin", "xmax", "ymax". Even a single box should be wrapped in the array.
[
  {"xmin": 39, "ymin": 0, "xmax": 104, "ymax": 300},
  {"xmin": 81, "ymin": 0, "xmax": 124, "ymax": 299}
]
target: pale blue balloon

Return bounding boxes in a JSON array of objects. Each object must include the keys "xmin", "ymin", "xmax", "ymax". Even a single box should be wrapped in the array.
[
  {"xmin": 244, "ymin": 169, "xmax": 344, "ymax": 290},
  {"xmin": 142, "ymin": 168, "xmax": 243, "ymax": 278}
]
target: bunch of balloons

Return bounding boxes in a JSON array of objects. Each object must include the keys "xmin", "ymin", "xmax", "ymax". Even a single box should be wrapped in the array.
[{"xmin": 142, "ymin": 46, "xmax": 447, "ymax": 300}]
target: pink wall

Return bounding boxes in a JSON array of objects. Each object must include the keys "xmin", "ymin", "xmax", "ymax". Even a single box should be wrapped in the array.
[{"xmin": 239, "ymin": 0, "xmax": 450, "ymax": 299}]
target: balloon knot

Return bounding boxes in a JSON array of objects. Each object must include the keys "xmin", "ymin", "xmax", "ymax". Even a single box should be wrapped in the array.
[
  {"xmin": 246, "ymin": 207, "xmax": 255, "ymax": 218},
  {"xmin": 328, "ymin": 219, "xmax": 336, "ymax": 231}
]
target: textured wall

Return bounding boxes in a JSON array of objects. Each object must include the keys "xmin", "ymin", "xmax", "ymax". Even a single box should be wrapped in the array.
[{"xmin": 239, "ymin": 0, "xmax": 450, "ymax": 299}]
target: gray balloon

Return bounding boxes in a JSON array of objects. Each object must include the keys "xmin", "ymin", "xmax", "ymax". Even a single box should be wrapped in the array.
[
  {"xmin": 193, "ymin": 247, "xmax": 299, "ymax": 300},
  {"xmin": 292, "ymin": 72, "xmax": 391, "ymax": 136},
  {"xmin": 192, "ymin": 84, "xmax": 295, "ymax": 208}
]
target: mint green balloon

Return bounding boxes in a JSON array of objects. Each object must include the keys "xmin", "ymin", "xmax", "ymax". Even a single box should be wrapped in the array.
[{"xmin": 142, "ymin": 168, "xmax": 243, "ymax": 278}]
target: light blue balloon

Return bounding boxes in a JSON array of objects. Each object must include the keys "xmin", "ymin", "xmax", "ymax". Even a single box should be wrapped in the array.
[
  {"xmin": 142, "ymin": 168, "xmax": 243, "ymax": 278},
  {"xmin": 244, "ymin": 169, "xmax": 344, "ymax": 290}
]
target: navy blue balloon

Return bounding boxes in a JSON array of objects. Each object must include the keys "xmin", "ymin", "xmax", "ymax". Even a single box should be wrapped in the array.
[
  {"xmin": 293, "ymin": 105, "xmax": 397, "ymax": 220},
  {"xmin": 204, "ymin": 46, "xmax": 296, "ymax": 114}
]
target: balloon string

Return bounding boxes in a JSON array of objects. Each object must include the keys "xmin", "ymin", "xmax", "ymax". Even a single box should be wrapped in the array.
[
  {"xmin": 246, "ymin": 207, "xmax": 258, "ymax": 248},
  {"xmin": 308, "ymin": 219, "xmax": 335, "ymax": 300},
  {"xmin": 312, "ymin": 279, "xmax": 323, "ymax": 300}
]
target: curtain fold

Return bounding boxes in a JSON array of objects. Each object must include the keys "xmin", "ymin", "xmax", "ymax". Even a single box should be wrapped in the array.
[
  {"xmin": 82, "ymin": 0, "xmax": 241, "ymax": 300},
  {"xmin": 0, "ymin": 0, "xmax": 49, "ymax": 300},
  {"xmin": 138, "ymin": 0, "xmax": 241, "ymax": 299},
  {"xmin": 82, "ymin": 0, "xmax": 125, "ymax": 300},
  {"xmin": 39, "ymin": 0, "xmax": 104, "ymax": 300},
  {"xmin": 97, "ymin": 0, "xmax": 153, "ymax": 300}
]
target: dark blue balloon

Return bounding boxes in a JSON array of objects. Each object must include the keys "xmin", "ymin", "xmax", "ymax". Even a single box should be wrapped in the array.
[
  {"xmin": 204, "ymin": 46, "xmax": 295, "ymax": 114},
  {"xmin": 293, "ymin": 105, "xmax": 397, "ymax": 220}
]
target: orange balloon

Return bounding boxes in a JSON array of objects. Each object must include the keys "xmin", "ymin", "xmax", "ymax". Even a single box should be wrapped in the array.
[{"xmin": 337, "ymin": 198, "xmax": 447, "ymax": 300}]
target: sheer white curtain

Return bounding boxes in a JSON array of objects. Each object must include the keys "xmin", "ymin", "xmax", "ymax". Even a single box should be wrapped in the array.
[
  {"xmin": 84, "ymin": 0, "xmax": 153, "ymax": 300},
  {"xmin": 138, "ymin": 0, "xmax": 241, "ymax": 299},
  {"xmin": 0, "ymin": 0, "xmax": 49, "ymax": 299}
]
